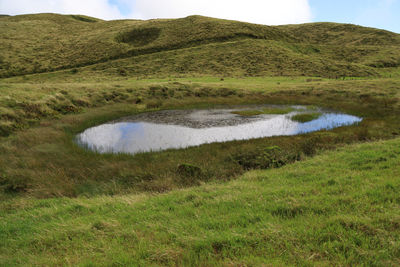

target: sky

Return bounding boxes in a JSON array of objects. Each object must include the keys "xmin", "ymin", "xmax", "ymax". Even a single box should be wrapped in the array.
[{"xmin": 0, "ymin": 0, "xmax": 399, "ymax": 33}]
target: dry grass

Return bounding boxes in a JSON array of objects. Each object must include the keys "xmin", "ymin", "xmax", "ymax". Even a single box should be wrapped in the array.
[{"xmin": 1, "ymin": 14, "xmax": 400, "ymax": 78}]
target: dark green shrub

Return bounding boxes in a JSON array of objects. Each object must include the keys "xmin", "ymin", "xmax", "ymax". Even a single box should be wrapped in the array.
[
  {"xmin": 135, "ymin": 96, "xmax": 143, "ymax": 104},
  {"xmin": 146, "ymin": 99, "xmax": 163, "ymax": 109},
  {"xmin": 71, "ymin": 98, "xmax": 90, "ymax": 107},
  {"xmin": 118, "ymin": 173, "xmax": 155, "ymax": 186},
  {"xmin": 20, "ymin": 102, "xmax": 45, "ymax": 117},
  {"xmin": 354, "ymin": 127, "xmax": 370, "ymax": 141},
  {"xmin": 177, "ymin": 163, "xmax": 202, "ymax": 177},
  {"xmin": 50, "ymin": 103, "xmax": 80, "ymax": 114},
  {"xmin": 70, "ymin": 15, "xmax": 98, "ymax": 23},
  {"xmin": 217, "ymin": 87, "xmax": 236, "ymax": 97},
  {"xmin": 0, "ymin": 174, "xmax": 31, "ymax": 193},
  {"xmin": 148, "ymin": 86, "xmax": 170, "ymax": 98},
  {"xmin": 0, "ymin": 123, "xmax": 13, "ymax": 137},
  {"xmin": 177, "ymin": 163, "xmax": 203, "ymax": 186},
  {"xmin": 194, "ymin": 87, "xmax": 213, "ymax": 97},
  {"xmin": 0, "ymin": 112, "xmax": 18, "ymax": 121},
  {"xmin": 116, "ymin": 27, "xmax": 161, "ymax": 46},
  {"xmin": 233, "ymin": 146, "xmax": 299, "ymax": 170},
  {"xmin": 300, "ymin": 136, "xmax": 321, "ymax": 156},
  {"xmin": 117, "ymin": 68, "xmax": 127, "ymax": 76},
  {"xmin": 102, "ymin": 91, "xmax": 127, "ymax": 102}
]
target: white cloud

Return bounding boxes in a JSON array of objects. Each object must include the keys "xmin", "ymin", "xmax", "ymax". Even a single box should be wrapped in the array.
[
  {"xmin": 132, "ymin": 0, "xmax": 312, "ymax": 25},
  {"xmin": 0, "ymin": 0, "xmax": 313, "ymax": 25},
  {"xmin": 0, "ymin": 0, "xmax": 122, "ymax": 20}
]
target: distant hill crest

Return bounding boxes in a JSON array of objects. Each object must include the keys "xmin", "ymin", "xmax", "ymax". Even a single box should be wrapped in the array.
[{"xmin": 0, "ymin": 13, "xmax": 399, "ymax": 78}]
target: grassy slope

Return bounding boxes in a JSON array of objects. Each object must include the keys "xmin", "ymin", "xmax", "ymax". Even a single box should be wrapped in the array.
[
  {"xmin": 0, "ymin": 14, "xmax": 137, "ymax": 76},
  {"xmin": 1, "ymin": 137, "xmax": 399, "ymax": 266},
  {"xmin": 1, "ymin": 76, "xmax": 399, "ymax": 138},
  {"xmin": 1, "ymin": 14, "xmax": 400, "ymax": 78}
]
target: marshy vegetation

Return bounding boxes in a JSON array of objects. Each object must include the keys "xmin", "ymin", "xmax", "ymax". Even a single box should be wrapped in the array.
[
  {"xmin": 0, "ymin": 76, "xmax": 399, "ymax": 198},
  {"xmin": 231, "ymin": 106, "xmax": 296, "ymax": 116},
  {"xmin": 291, "ymin": 112, "xmax": 322, "ymax": 122}
]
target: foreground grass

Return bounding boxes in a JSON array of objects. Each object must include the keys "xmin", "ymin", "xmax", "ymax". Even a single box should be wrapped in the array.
[{"xmin": 1, "ymin": 137, "xmax": 399, "ymax": 266}]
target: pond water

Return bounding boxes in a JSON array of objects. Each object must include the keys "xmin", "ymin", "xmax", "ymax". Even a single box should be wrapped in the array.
[{"xmin": 76, "ymin": 105, "xmax": 362, "ymax": 154}]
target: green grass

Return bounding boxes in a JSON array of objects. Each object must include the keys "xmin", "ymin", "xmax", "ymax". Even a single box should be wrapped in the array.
[
  {"xmin": 1, "ymin": 137, "xmax": 399, "ymax": 266},
  {"xmin": 231, "ymin": 106, "xmax": 295, "ymax": 116},
  {"xmin": 291, "ymin": 112, "xmax": 323, "ymax": 122}
]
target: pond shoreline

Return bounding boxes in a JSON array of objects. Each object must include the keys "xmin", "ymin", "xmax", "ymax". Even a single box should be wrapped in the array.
[{"xmin": 76, "ymin": 105, "xmax": 362, "ymax": 155}]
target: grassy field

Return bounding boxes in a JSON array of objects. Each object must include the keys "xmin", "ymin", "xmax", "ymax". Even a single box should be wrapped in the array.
[
  {"xmin": 1, "ymin": 13, "xmax": 400, "ymax": 266},
  {"xmin": 1, "ymin": 137, "xmax": 399, "ymax": 266}
]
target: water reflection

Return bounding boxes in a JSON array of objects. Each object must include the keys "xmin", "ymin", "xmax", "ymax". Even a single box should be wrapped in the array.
[{"xmin": 77, "ymin": 108, "xmax": 362, "ymax": 154}]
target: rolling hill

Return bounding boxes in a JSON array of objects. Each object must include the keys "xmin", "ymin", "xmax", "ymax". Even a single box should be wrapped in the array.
[{"xmin": 1, "ymin": 13, "xmax": 400, "ymax": 78}]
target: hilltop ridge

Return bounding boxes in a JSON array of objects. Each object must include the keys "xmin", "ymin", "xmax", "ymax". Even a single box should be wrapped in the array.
[{"xmin": 1, "ymin": 13, "xmax": 400, "ymax": 78}]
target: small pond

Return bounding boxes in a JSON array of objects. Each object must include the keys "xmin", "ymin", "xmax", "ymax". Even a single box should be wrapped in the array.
[{"xmin": 76, "ymin": 105, "xmax": 362, "ymax": 154}]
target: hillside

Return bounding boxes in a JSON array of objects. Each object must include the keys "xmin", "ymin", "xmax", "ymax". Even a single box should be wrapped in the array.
[{"xmin": 1, "ymin": 14, "xmax": 400, "ymax": 78}]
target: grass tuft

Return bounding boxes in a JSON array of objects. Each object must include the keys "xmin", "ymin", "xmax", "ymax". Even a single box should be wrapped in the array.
[{"xmin": 291, "ymin": 112, "xmax": 322, "ymax": 122}]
